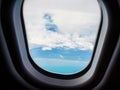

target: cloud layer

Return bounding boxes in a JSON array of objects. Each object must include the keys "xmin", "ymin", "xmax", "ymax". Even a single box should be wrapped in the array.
[{"xmin": 23, "ymin": 0, "xmax": 101, "ymax": 51}]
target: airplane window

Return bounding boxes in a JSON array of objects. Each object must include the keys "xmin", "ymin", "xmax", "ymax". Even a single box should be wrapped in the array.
[{"xmin": 23, "ymin": 0, "xmax": 101, "ymax": 75}]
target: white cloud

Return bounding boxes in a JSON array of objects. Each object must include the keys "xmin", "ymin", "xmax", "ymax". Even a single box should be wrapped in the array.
[
  {"xmin": 23, "ymin": 1, "xmax": 101, "ymax": 51},
  {"xmin": 24, "ymin": 0, "xmax": 100, "ymax": 13},
  {"xmin": 60, "ymin": 55, "xmax": 64, "ymax": 59}
]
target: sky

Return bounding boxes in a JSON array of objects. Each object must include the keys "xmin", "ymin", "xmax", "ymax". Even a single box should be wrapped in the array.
[{"xmin": 23, "ymin": 0, "xmax": 101, "ymax": 75}]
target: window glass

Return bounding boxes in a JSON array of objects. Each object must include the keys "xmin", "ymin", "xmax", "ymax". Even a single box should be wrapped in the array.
[{"xmin": 23, "ymin": 0, "xmax": 101, "ymax": 75}]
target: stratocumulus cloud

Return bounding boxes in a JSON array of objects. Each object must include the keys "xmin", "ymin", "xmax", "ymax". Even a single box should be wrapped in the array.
[{"xmin": 23, "ymin": 0, "xmax": 101, "ymax": 51}]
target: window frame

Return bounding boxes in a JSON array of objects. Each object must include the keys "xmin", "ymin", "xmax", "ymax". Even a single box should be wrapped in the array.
[{"xmin": 1, "ymin": 0, "xmax": 120, "ymax": 89}]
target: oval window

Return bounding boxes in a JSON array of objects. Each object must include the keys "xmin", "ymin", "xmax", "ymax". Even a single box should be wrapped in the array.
[{"xmin": 23, "ymin": 0, "xmax": 101, "ymax": 75}]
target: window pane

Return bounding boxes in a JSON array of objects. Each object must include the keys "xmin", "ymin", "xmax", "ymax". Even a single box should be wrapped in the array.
[{"xmin": 23, "ymin": 0, "xmax": 101, "ymax": 75}]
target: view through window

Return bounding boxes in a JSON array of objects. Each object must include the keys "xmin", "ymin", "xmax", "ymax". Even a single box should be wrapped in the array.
[{"xmin": 23, "ymin": 0, "xmax": 101, "ymax": 75}]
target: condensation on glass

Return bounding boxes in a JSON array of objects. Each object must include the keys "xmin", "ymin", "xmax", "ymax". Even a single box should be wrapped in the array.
[{"xmin": 23, "ymin": 0, "xmax": 101, "ymax": 75}]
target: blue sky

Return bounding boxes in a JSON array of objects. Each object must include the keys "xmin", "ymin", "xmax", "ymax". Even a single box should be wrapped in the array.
[{"xmin": 23, "ymin": 0, "xmax": 101, "ymax": 75}]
